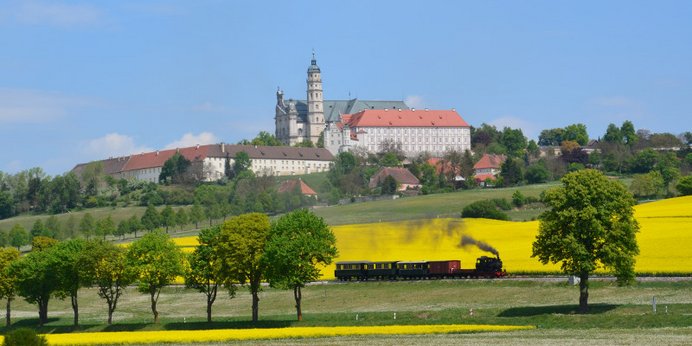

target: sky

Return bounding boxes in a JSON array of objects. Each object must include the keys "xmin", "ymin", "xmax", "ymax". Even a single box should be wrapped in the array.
[{"xmin": 1, "ymin": 0, "xmax": 691, "ymax": 175}]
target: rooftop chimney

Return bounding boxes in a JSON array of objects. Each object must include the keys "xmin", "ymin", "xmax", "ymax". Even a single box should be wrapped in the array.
[
  {"xmin": 221, "ymin": 142, "xmax": 225, "ymax": 153},
  {"xmin": 156, "ymin": 150, "xmax": 159, "ymax": 156}
]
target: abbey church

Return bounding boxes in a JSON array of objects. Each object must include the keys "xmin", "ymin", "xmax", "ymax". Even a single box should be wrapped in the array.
[
  {"xmin": 275, "ymin": 54, "xmax": 471, "ymax": 157},
  {"xmin": 274, "ymin": 54, "xmax": 409, "ymax": 146}
]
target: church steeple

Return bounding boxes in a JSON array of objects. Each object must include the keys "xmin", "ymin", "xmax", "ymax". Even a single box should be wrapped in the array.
[{"xmin": 306, "ymin": 51, "xmax": 324, "ymax": 144}]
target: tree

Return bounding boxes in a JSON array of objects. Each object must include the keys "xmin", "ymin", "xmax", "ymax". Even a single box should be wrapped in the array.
[
  {"xmin": 175, "ymin": 208, "xmax": 189, "ymax": 231},
  {"xmin": 215, "ymin": 213, "xmax": 270, "ymax": 322},
  {"xmin": 603, "ymin": 123, "xmax": 623, "ymax": 144},
  {"xmin": 232, "ymin": 151, "xmax": 252, "ymax": 178},
  {"xmin": 45, "ymin": 215, "xmax": 61, "ymax": 240},
  {"xmin": 620, "ymin": 120, "xmax": 638, "ymax": 146},
  {"xmin": 380, "ymin": 175, "xmax": 398, "ymax": 195},
  {"xmin": 115, "ymin": 219, "xmax": 129, "ymax": 240},
  {"xmin": 126, "ymin": 231, "xmax": 184, "ymax": 323},
  {"xmin": 525, "ymin": 162, "xmax": 550, "ymax": 184},
  {"xmin": 500, "ymin": 127, "xmax": 527, "ymax": 157},
  {"xmin": 160, "ymin": 205, "xmax": 176, "ymax": 233},
  {"xmin": 250, "ymin": 131, "xmax": 282, "ymax": 146},
  {"xmin": 0, "ymin": 247, "xmax": 20, "ymax": 326},
  {"xmin": 677, "ymin": 175, "xmax": 692, "ymax": 196},
  {"xmin": 630, "ymin": 172, "xmax": 664, "ymax": 199},
  {"xmin": 96, "ymin": 215, "xmax": 116, "ymax": 240},
  {"xmin": 31, "ymin": 236, "xmax": 57, "ymax": 252},
  {"xmin": 79, "ymin": 213, "xmax": 95, "ymax": 239},
  {"xmin": 0, "ymin": 190, "xmax": 14, "ymax": 219},
  {"xmin": 31, "ymin": 219, "xmax": 48, "ymax": 238},
  {"xmin": 141, "ymin": 204, "xmax": 161, "ymax": 232},
  {"xmin": 500, "ymin": 158, "xmax": 524, "ymax": 186},
  {"xmin": 563, "ymin": 123, "xmax": 589, "ymax": 146},
  {"xmin": 190, "ymin": 203, "xmax": 204, "ymax": 229},
  {"xmin": 159, "ymin": 152, "xmax": 193, "ymax": 184},
  {"xmin": 79, "ymin": 240, "xmax": 135, "ymax": 325},
  {"xmin": 264, "ymin": 209, "xmax": 337, "ymax": 321},
  {"xmin": 128, "ymin": 214, "xmax": 142, "ymax": 238},
  {"xmin": 9, "ymin": 224, "xmax": 30, "ymax": 250},
  {"xmin": 9, "ymin": 245, "xmax": 59, "ymax": 326},
  {"xmin": 51, "ymin": 239, "xmax": 89, "ymax": 326},
  {"xmin": 184, "ymin": 226, "xmax": 231, "ymax": 322},
  {"xmin": 532, "ymin": 169, "xmax": 639, "ymax": 313}
]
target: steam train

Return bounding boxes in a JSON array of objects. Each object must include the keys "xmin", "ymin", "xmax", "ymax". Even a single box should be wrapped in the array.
[{"xmin": 334, "ymin": 256, "xmax": 506, "ymax": 281}]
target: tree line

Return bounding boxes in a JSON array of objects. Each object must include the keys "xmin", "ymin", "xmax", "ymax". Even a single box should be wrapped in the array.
[{"xmin": 0, "ymin": 209, "xmax": 337, "ymax": 327}]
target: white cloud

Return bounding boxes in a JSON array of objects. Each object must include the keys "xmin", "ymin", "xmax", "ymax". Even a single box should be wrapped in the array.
[
  {"xmin": 0, "ymin": 88, "xmax": 94, "ymax": 123},
  {"xmin": 15, "ymin": 1, "xmax": 102, "ymax": 27},
  {"xmin": 164, "ymin": 132, "xmax": 219, "ymax": 149},
  {"xmin": 489, "ymin": 116, "xmax": 539, "ymax": 140},
  {"xmin": 404, "ymin": 95, "xmax": 425, "ymax": 109},
  {"xmin": 85, "ymin": 133, "xmax": 152, "ymax": 159}
]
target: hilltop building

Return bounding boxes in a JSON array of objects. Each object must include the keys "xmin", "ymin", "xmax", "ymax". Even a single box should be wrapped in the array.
[
  {"xmin": 275, "ymin": 54, "xmax": 472, "ymax": 157},
  {"xmin": 274, "ymin": 53, "xmax": 408, "ymax": 146},
  {"xmin": 473, "ymin": 153, "xmax": 506, "ymax": 184},
  {"xmin": 72, "ymin": 144, "xmax": 334, "ymax": 183}
]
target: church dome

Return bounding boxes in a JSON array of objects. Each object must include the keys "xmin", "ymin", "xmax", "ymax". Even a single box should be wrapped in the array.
[{"xmin": 307, "ymin": 53, "xmax": 321, "ymax": 73}]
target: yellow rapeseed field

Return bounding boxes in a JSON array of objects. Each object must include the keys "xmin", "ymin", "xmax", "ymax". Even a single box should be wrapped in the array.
[
  {"xmin": 168, "ymin": 196, "xmax": 692, "ymax": 278},
  {"xmin": 15, "ymin": 324, "xmax": 532, "ymax": 345}
]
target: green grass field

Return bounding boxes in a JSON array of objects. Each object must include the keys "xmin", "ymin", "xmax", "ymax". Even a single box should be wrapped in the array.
[{"xmin": 1, "ymin": 279, "xmax": 690, "ymax": 343}]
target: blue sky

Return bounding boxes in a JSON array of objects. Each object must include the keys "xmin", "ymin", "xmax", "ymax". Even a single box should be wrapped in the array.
[{"xmin": 1, "ymin": 0, "xmax": 691, "ymax": 175}]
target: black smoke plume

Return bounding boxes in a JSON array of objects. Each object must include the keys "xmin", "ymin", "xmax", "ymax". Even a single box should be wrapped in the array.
[{"xmin": 459, "ymin": 235, "xmax": 499, "ymax": 257}]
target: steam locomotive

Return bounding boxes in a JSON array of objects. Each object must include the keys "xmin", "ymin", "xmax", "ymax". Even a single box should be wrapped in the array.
[{"xmin": 334, "ymin": 255, "xmax": 506, "ymax": 281}]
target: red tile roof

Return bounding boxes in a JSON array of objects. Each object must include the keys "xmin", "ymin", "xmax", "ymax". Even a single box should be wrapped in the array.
[
  {"xmin": 123, "ymin": 146, "xmax": 209, "ymax": 172},
  {"xmin": 473, "ymin": 154, "xmax": 506, "ymax": 170},
  {"xmin": 277, "ymin": 179, "xmax": 317, "ymax": 195},
  {"xmin": 368, "ymin": 167, "xmax": 420, "ymax": 188},
  {"xmin": 345, "ymin": 109, "xmax": 469, "ymax": 128}
]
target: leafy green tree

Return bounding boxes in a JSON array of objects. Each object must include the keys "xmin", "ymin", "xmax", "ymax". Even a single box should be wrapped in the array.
[
  {"xmin": 9, "ymin": 224, "xmax": 30, "ymax": 250},
  {"xmin": 190, "ymin": 203, "xmax": 204, "ymax": 229},
  {"xmin": 525, "ymin": 162, "xmax": 550, "ymax": 184},
  {"xmin": 630, "ymin": 148, "xmax": 659, "ymax": 173},
  {"xmin": 0, "ymin": 230, "xmax": 7, "ymax": 247},
  {"xmin": 603, "ymin": 123, "xmax": 623, "ymax": 144},
  {"xmin": 159, "ymin": 152, "xmax": 193, "ymax": 184},
  {"xmin": 620, "ymin": 120, "xmax": 638, "ymax": 146},
  {"xmin": 500, "ymin": 158, "xmax": 524, "ymax": 186},
  {"xmin": 141, "ymin": 204, "xmax": 161, "ymax": 232},
  {"xmin": 2, "ymin": 328, "xmax": 48, "ymax": 346},
  {"xmin": 500, "ymin": 127, "xmax": 527, "ymax": 157},
  {"xmin": 9, "ymin": 245, "xmax": 59, "ymax": 326},
  {"xmin": 526, "ymin": 139, "xmax": 540, "ymax": 158},
  {"xmin": 45, "ymin": 215, "xmax": 62, "ymax": 240},
  {"xmin": 31, "ymin": 219, "xmax": 48, "ymax": 238},
  {"xmin": 51, "ymin": 239, "xmax": 89, "ymax": 326},
  {"xmin": 115, "ymin": 219, "xmax": 129, "ymax": 239},
  {"xmin": 232, "ymin": 151, "xmax": 252, "ymax": 178},
  {"xmin": 175, "ymin": 207, "xmax": 189, "ymax": 231},
  {"xmin": 184, "ymin": 226, "xmax": 231, "ymax": 322},
  {"xmin": 676, "ymin": 175, "xmax": 692, "ymax": 195},
  {"xmin": 126, "ymin": 231, "xmax": 184, "ymax": 323},
  {"xmin": 630, "ymin": 172, "xmax": 664, "ymax": 199},
  {"xmin": 96, "ymin": 215, "xmax": 116, "ymax": 240},
  {"xmin": 79, "ymin": 240, "xmax": 135, "ymax": 325},
  {"xmin": 161, "ymin": 205, "xmax": 176, "ymax": 233},
  {"xmin": 532, "ymin": 169, "xmax": 639, "ymax": 313},
  {"xmin": 79, "ymin": 213, "xmax": 96, "ymax": 239},
  {"xmin": 128, "ymin": 214, "xmax": 142, "ymax": 238},
  {"xmin": 0, "ymin": 247, "xmax": 20, "ymax": 326},
  {"xmin": 62, "ymin": 214, "xmax": 77, "ymax": 240},
  {"xmin": 31, "ymin": 236, "xmax": 57, "ymax": 252},
  {"xmin": 0, "ymin": 190, "xmax": 14, "ymax": 219},
  {"xmin": 215, "ymin": 213, "xmax": 270, "ymax": 322},
  {"xmin": 250, "ymin": 131, "xmax": 282, "ymax": 146},
  {"xmin": 563, "ymin": 123, "xmax": 589, "ymax": 146},
  {"xmin": 512, "ymin": 190, "xmax": 526, "ymax": 207},
  {"xmin": 264, "ymin": 209, "xmax": 337, "ymax": 321},
  {"xmin": 381, "ymin": 175, "xmax": 398, "ymax": 195}
]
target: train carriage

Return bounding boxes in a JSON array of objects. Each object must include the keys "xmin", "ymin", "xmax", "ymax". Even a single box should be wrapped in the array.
[
  {"xmin": 367, "ymin": 261, "xmax": 398, "ymax": 280},
  {"xmin": 427, "ymin": 260, "xmax": 461, "ymax": 278},
  {"xmin": 396, "ymin": 261, "xmax": 429, "ymax": 279},
  {"xmin": 335, "ymin": 261, "xmax": 371, "ymax": 281}
]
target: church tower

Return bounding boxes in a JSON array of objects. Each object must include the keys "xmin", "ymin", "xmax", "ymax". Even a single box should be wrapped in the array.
[{"xmin": 306, "ymin": 52, "xmax": 325, "ymax": 144}]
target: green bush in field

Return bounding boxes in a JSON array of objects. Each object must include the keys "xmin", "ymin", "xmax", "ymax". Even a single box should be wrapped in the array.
[
  {"xmin": 2, "ymin": 328, "xmax": 48, "ymax": 346},
  {"xmin": 491, "ymin": 198, "xmax": 512, "ymax": 210},
  {"xmin": 461, "ymin": 200, "xmax": 509, "ymax": 220}
]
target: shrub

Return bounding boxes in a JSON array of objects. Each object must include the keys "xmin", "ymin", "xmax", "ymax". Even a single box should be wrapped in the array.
[
  {"xmin": 491, "ymin": 198, "xmax": 512, "ymax": 211},
  {"xmin": 461, "ymin": 200, "xmax": 509, "ymax": 220},
  {"xmin": 677, "ymin": 175, "xmax": 692, "ymax": 196},
  {"xmin": 2, "ymin": 328, "xmax": 48, "ymax": 346},
  {"xmin": 512, "ymin": 190, "xmax": 526, "ymax": 207}
]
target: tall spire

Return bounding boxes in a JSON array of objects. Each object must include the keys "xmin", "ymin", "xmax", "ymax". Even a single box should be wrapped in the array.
[{"xmin": 308, "ymin": 50, "xmax": 320, "ymax": 73}]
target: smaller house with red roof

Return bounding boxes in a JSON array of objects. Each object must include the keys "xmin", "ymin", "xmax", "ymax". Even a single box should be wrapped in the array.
[
  {"xmin": 473, "ymin": 154, "xmax": 506, "ymax": 185},
  {"xmin": 368, "ymin": 167, "xmax": 421, "ymax": 191},
  {"xmin": 277, "ymin": 178, "xmax": 318, "ymax": 197}
]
